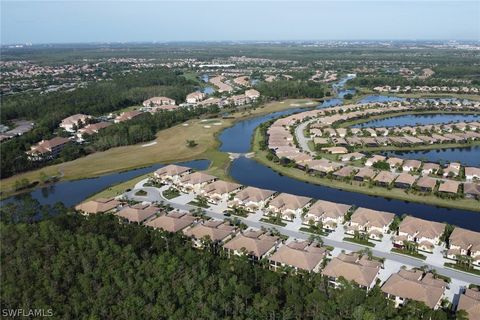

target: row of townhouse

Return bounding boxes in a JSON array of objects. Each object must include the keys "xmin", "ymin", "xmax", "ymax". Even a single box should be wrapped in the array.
[
  {"xmin": 311, "ymin": 120, "xmax": 480, "ymax": 139},
  {"xmin": 152, "ymin": 164, "xmax": 480, "ymax": 267},
  {"xmin": 374, "ymin": 85, "xmax": 480, "ymax": 94},
  {"xmin": 74, "ymin": 196, "xmax": 479, "ymax": 316}
]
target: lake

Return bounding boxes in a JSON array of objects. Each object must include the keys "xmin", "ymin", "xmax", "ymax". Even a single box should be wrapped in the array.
[{"xmin": 383, "ymin": 146, "xmax": 480, "ymax": 167}]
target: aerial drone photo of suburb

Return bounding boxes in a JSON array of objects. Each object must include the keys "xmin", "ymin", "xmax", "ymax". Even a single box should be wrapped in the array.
[{"xmin": 1, "ymin": 1, "xmax": 480, "ymax": 319}]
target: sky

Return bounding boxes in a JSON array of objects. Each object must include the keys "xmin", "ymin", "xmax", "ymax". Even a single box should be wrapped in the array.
[{"xmin": 1, "ymin": 1, "xmax": 479, "ymax": 44}]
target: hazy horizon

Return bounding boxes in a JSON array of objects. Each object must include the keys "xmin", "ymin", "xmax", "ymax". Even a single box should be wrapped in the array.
[{"xmin": 2, "ymin": 1, "xmax": 479, "ymax": 44}]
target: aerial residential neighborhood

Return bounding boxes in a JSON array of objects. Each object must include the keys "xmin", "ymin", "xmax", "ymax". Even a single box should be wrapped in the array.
[{"xmin": 1, "ymin": 1, "xmax": 479, "ymax": 319}]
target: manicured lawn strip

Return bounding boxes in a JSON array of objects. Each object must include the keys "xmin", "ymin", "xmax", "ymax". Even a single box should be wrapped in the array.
[
  {"xmin": 391, "ymin": 248, "xmax": 427, "ymax": 260},
  {"xmin": 188, "ymin": 201, "xmax": 210, "ymax": 208},
  {"xmin": 343, "ymin": 237, "xmax": 376, "ymax": 247},
  {"xmin": 299, "ymin": 226, "xmax": 328, "ymax": 236},
  {"xmin": 134, "ymin": 190, "xmax": 147, "ymax": 196},
  {"xmin": 162, "ymin": 188, "xmax": 180, "ymax": 200},
  {"xmin": 252, "ymin": 127, "xmax": 480, "ymax": 212},
  {"xmin": 357, "ymin": 141, "xmax": 480, "ymax": 153},
  {"xmin": 444, "ymin": 263, "xmax": 480, "ymax": 276},
  {"xmin": 259, "ymin": 217, "xmax": 287, "ymax": 227}
]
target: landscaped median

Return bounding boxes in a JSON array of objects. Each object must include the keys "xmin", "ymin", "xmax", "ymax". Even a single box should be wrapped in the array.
[
  {"xmin": 390, "ymin": 248, "xmax": 427, "ymax": 260},
  {"xmin": 251, "ymin": 127, "xmax": 480, "ymax": 212}
]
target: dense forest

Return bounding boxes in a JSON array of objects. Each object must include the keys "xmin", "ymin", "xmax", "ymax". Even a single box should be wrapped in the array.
[
  {"xmin": 0, "ymin": 198, "xmax": 461, "ymax": 320},
  {"xmin": 256, "ymin": 80, "xmax": 328, "ymax": 99}
]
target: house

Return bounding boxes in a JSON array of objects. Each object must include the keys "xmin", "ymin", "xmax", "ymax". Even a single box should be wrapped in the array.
[
  {"xmin": 457, "ymin": 288, "xmax": 480, "ymax": 320},
  {"xmin": 464, "ymin": 182, "xmax": 480, "ymax": 199},
  {"xmin": 402, "ymin": 159, "xmax": 422, "ymax": 173},
  {"xmin": 421, "ymin": 163, "xmax": 440, "ymax": 176},
  {"xmin": 60, "ymin": 114, "xmax": 91, "ymax": 132},
  {"xmin": 307, "ymin": 159, "xmax": 341, "ymax": 175},
  {"xmin": 437, "ymin": 180, "xmax": 460, "ymax": 195},
  {"xmin": 245, "ymin": 89, "xmax": 261, "ymax": 100},
  {"xmin": 267, "ymin": 193, "xmax": 312, "ymax": 221},
  {"xmin": 149, "ymin": 104, "xmax": 179, "ymax": 112},
  {"xmin": 415, "ymin": 176, "xmax": 437, "ymax": 192},
  {"xmin": 145, "ymin": 210, "xmax": 196, "ymax": 232},
  {"xmin": 114, "ymin": 110, "xmax": 143, "ymax": 123},
  {"xmin": 116, "ymin": 204, "xmax": 159, "ymax": 224},
  {"xmin": 332, "ymin": 166, "xmax": 357, "ymax": 180},
  {"xmin": 26, "ymin": 137, "xmax": 71, "ymax": 161},
  {"xmin": 393, "ymin": 216, "xmax": 446, "ymax": 253},
  {"xmin": 321, "ymin": 146, "xmax": 348, "ymax": 154},
  {"xmin": 269, "ymin": 241, "xmax": 329, "ymax": 273},
  {"xmin": 200, "ymin": 180, "xmax": 242, "ymax": 204},
  {"xmin": 354, "ymin": 167, "xmax": 376, "ymax": 182},
  {"xmin": 223, "ymin": 230, "xmax": 279, "ymax": 261},
  {"xmin": 303, "ymin": 200, "xmax": 352, "ymax": 230},
  {"xmin": 381, "ymin": 269, "xmax": 446, "ymax": 309},
  {"xmin": 75, "ymin": 198, "xmax": 121, "ymax": 215},
  {"xmin": 446, "ymin": 227, "xmax": 480, "ymax": 267},
  {"xmin": 394, "ymin": 173, "xmax": 416, "ymax": 189},
  {"xmin": 373, "ymin": 171, "xmax": 398, "ymax": 187},
  {"xmin": 340, "ymin": 152, "xmax": 365, "ymax": 162},
  {"xmin": 154, "ymin": 164, "xmax": 192, "ymax": 184},
  {"xmin": 186, "ymin": 91, "xmax": 206, "ymax": 104},
  {"xmin": 322, "ymin": 252, "xmax": 382, "ymax": 290},
  {"xmin": 228, "ymin": 187, "xmax": 276, "ymax": 212},
  {"xmin": 183, "ymin": 220, "xmax": 236, "ymax": 248},
  {"xmin": 143, "ymin": 96, "xmax": 176, "ymax": 107},
  {"xmin": 77, "ymin": 122, "xmax": 111, "ymax": 137},
  {"xmin": 443, "ymin": 162, "xmax": 461, "ymax": 178},
  {"xmin": 346, "ymin": 207, "xmax": 395, "ymax": 240},
  {"xmin": 386, "ymin": 157, "xmax": 404, "ymax": 169},
  {"xmin": 365, "ymin": 155, "xmax": 386, "ymax": 167},
  {"xmin": 177, "ymin": 172, "xmax": 217, "ymax": 193},
  {"xmin": 465, "ymin": 167, "xmax": 480, "ymax": 181},
  {"xmin": 229, "ymin": 94, "xmax": 248, "ymax": 106}
]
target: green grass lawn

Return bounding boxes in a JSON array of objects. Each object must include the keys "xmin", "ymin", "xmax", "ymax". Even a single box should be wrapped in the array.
[
  {"xmin": 444, "ymin": 263, "xmax": 480, "ymax": 276},
  {"xmin": 259, "ymin": 217, "xmax": 287, "ymax": 227},
  {"xmin": 187, "ymin": 200, "xmax": 210, "ymax": 208},
  {"xmin": 299, "ymin": 226, "xmax": 328, "ymax": 236},
  {"xmin": 343, "ymin": 237, "xmax": 376, "ymax": 247},
  {"xmin": 391, "ymin": 248, "xmax": 427, "ymax": 260}
]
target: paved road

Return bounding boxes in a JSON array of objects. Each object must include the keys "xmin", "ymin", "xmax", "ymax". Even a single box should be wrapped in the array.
[
  {"xmin": 126, "ymin": 183, "xmax": 480, "ymax": 285},
  {"xmin": 294, "ymin": 119, "xmax": 316, "ymax": 155}
]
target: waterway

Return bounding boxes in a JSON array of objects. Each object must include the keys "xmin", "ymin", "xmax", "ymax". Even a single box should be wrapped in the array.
[
  {"xmin": 3, "ymin": 160, "xmax": 209, "ymax": 208},
  {"xmin": 353, "ymin": 113, "xmax": 480, "ymax": 128},
  {"xmin": 384, "ymin": 146, "xmax": 480, "ymax": 167}
]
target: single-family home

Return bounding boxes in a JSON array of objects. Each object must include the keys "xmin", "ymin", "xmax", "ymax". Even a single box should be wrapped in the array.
[
  {"xmin": 346, "ymin": 207, "xmax": 395, "ymax": 240},
  {"xmin": 75, "ymin": 198, "xmax": 121, "ymax": 215},
  {"xmin": 402, "ymin": 159, "xmax": 422, "ymax": 173},
  {"xmin": 145, "ymin": 210, "xmax": 196, "ymax": 232},
  {"xmin": 267, "ymin": 193, "xmax": 312, "ymax": 221},
  {"xmin": 465, "ymin": 167, "xmax": 480, "ymax": 181},
  {"xmin": 183, "ymin": 220, "xmax": 237, "ymax": 248},
  {"xmin": 228, "ymin": 187, "xmax": 276, "ymax": 212},
  {"xmin": 200, "ymin": 180, "xmax": 242, "ymax": 204},
  {"xmin": 394, "ymin": 173, "xmax": 416, "ymax": 189},
  {"xmin": 114, "ymin": 110, "xmax": 143, "ymax": 123},
  {"xmin": 393, "ymin": 216, "xmax": 446, "ymax": 253},
  {"xmin": 373, "ymin": 171, "xmax": 398, "ymax": 187},
  {"xmin": 223, "ymin": 230, "xmax": 279, "ymax": 261},
  {"xmin": 457, "ymin": 288, "xmax": 480, "ymax": 320},
  {"xmin": 186, "ymin": 91, "xmax": 206, "ymax": 104},
  {"xmin": 303, "ymin": 200, "xmax": 352, "ymax": 230},
  {"xmin": 154, "ymin": 164, "xmax": 192, "ymax": 184},
  {"xmin": 446, "ymin": 227, "xmax": 480, "ymax": 267},
  {"xmin": 421, "ymin": 163, "xmax": 440, "ymax": 176},
  {"xmin": 116, "ymin": 204, "xmax": 159, "ymax": 224},
  {"xmin": 354, "ymin": 167, "xmax": 376, "ymax": 182},
  {"xmin": 437, "ymin": 180, "xmax": 460, "ymax": 195},
  {"xmin": 464, "ymin": 182, "xmax": 480, "ymax": 199},
  {"xmin": 415, "ymin": 176, "xmax": 438, "ymax": 192},
  {"xmin": 143, "ymin": 96, "xmax": 176, "ymax": 107},
  {"xmin": 381, "ymin": 269, "xmax": 447, "ymax": 309},
  {"xmin": 60, "ymin": 114, "xmax": 91, "ymax": 132},
  {"xmin": 269, "ymin": 241, "xmax": 329, "ymax": 273},
  {"xmin": 365, "ymin": 155, "xmax": 386, "ymax": 167},
  {"xmin": 177, "ymin": 172, "xmax": 217, "ymax": 193},
  {"xmin": 322, "ymin": 252, "xmax": 382, "ymax": 290}
]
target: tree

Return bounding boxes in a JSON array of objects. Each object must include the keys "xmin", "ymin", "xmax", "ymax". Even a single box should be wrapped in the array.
[{"xmin": 186, "ymin": 139, "xmax": 197, "ymax": 148}]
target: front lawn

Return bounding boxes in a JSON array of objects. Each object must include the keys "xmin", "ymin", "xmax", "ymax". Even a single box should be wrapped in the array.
[
  {"xmin": 162, "ymin": 188, "xmax": 180, "ymax": 200},
  {"xmin": 299, "ymin": 226, "xmax": 328, "ymax": 236},
  {"xmin": 260, "ymin": 217, "xmax": 287, "ymax": 227},
  {"xmin": 444, "ymin": 263, "xmax": 480, "ymax": 276},
  {"xmin": 391, "ymin": 248, "xmax": 427, "ymax": 260},
  {"xmin": 188, "ymin": 200, "xmax": 210, "ymax": 208},
  {"xmin": 343, "ymin": 237, "xmax": 376, "ymax": 247}
]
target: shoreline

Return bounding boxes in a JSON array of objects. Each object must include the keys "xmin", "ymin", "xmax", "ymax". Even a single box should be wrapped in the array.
[{"xmin": 251, "ymin": 126, "xmax": 480, "ymax": 213}]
